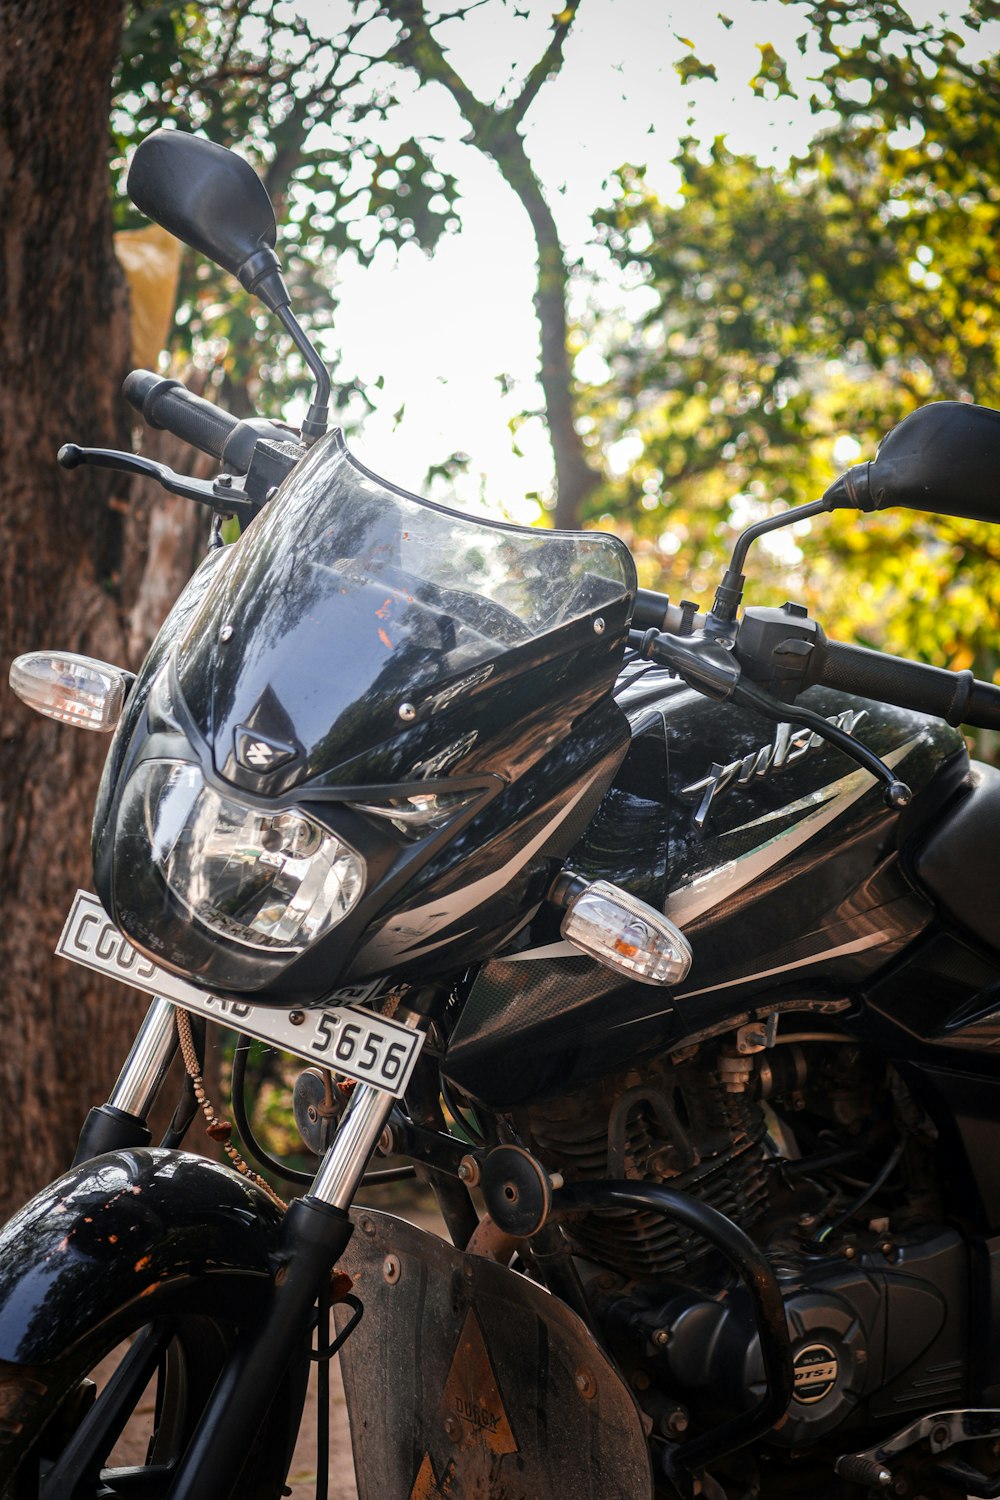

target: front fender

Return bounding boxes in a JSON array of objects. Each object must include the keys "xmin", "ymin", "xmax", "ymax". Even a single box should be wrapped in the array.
[{"xmin": 0, "ymin": 1148, "xmax": 284, "ymax": 1364}]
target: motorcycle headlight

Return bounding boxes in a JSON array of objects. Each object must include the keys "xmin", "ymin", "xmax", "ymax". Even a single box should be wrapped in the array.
[{"xmin": 117, "ymin": 760, "xmax": 365, "ymax": 955}]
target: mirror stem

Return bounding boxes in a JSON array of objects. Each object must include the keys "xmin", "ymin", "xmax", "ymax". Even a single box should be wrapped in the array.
[
  {"xmin": 275, "ymin": 303, "xmax": 331, "ymax": 445},
  {"xmin": 706, "ymin": 498, "xmax": 829, "ymax": 636}
]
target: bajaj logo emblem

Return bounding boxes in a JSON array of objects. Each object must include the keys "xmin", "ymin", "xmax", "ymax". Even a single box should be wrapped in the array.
[
  {"xmin": 246, "ymin": 741, "xmax": 277, "ymax": 768},
  {"xmin": 680, "ymin": 710, "xmax": 867, "ymax": 829},
  {"xmin": 235, "ymin": 726, "xmax": 297, "ymax": 774}
]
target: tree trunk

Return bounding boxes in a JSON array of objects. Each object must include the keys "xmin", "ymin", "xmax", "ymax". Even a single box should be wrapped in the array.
[
  {"xmin": 487, "ymin": 130, "xmax": 600, "ymax": 532},
  {"xmin": 0, "ymin": 0, "xmax": 152, "ymax": 1214}
]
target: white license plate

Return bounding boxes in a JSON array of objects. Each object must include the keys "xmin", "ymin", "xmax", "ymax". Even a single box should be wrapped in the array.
[{"xmin": 56, "ymin": 890, "xmax": 422, "ymax": 1098}]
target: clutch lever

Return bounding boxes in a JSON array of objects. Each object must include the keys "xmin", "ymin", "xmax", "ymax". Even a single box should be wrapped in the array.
[{"xmin": 57, "ymin": 443, "xmax": 257, "ymax": 523}]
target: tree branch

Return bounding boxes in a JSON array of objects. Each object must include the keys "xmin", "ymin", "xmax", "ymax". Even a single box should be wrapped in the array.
[{"xmin": 505, "ymin": 0, "xmax": 581, "ymax": 125}]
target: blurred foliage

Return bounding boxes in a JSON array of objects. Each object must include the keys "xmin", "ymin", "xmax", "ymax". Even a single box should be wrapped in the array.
[
  {"xmin": 587, "ymin": 0, "xmax": 1000, "ymax": 686},
  {"xmin": 112, "ymin": 0, "xmax": 460, "ymax": 421}
]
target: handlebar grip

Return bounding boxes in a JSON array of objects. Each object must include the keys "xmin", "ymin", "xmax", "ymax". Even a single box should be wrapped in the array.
[
  {"xmin": 123, "ymin": 370, "xmax": 239, "ymax": 461},
  {"xmin": 809, "ymin": 637, "xmax": 1000, "ymax": 731}
]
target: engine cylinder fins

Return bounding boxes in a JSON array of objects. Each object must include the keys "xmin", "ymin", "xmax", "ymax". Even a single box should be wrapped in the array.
[{"xmin": 527, "ymin": 1062, "xmax": 769, "ymax": 1280}]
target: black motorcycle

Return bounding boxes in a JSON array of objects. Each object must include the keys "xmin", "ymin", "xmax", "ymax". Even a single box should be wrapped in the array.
[{"xmin": 4, "ymin": 128, "xmax": 1000, "ymax": 1500}]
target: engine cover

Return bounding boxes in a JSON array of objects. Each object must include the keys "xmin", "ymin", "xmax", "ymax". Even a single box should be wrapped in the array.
[{"xmin": 601, "ymin": 1224, "xmax": 967, "ymax": 1448}]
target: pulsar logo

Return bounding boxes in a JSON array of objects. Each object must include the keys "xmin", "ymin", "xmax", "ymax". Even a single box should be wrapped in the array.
[{"xmin": 680, "ymin": 709, "xmax": 867, "ymax": 829}]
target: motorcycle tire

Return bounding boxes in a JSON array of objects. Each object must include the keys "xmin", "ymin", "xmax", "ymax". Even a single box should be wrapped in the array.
[{"xmin": 0, "ymin": 1293, "xmax": 309, "ymax": 1500}]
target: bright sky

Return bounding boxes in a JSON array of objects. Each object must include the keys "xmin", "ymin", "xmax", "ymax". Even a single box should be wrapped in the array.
[{"xmin": 286, "ymin": 0, "xmax": 994, "ymax": 523}]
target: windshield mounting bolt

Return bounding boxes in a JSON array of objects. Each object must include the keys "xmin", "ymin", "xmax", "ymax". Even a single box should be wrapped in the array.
[
  {"xmin": 398, "ymin": 701, "xmax": 416, "ymax": 722},
  {"xmin": 219, "ymin": 624, "xmax": 234, "ymax": 642},
  {"xmin": 593, "ymin": 617, "xmax": 606, "ymax": 634}
]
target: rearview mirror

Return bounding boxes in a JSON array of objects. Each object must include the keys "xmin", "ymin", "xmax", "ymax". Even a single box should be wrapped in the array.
[
  {"xmin": 127, "ymin": 130, "xmax": 290, "ymax": 312},
  {"xmin": 824, "ymin": 401, "xmax": 1000, "ymax": 524}
]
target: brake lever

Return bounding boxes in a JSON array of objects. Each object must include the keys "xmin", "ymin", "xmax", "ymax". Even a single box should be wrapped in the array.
[
  {"xmin": 57, "ymin": 444, "xmax": 257, "ymax": 522},
  {"xmin": 630, "ymin": 627, "xmax": 912, "ymax": 811}
]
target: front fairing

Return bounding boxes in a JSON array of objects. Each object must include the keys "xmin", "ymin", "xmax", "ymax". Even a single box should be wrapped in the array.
[{"xmin": 93, "ymin": 433, "xmax": 636, "ymax": 1001}]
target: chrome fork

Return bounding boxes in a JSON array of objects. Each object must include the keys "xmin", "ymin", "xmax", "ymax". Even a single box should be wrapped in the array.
[{"xmin": 73, "ymin": 994, "xmax": 179, "ymax": 1164}]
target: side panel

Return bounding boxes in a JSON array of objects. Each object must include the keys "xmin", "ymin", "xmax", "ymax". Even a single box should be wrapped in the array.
[
  {"xmin": 0, "ymin": 1148, "xmax": 284, "ymax": 1364},
  {"xmin": 444, "ymin": 675, "xmax": 963, "ymax": 1107}
]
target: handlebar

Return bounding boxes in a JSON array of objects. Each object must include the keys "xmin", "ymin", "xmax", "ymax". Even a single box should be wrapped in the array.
[
  {"xmin": 632, "ymin": 589, "xmax": 701, "ymax": 635},
  {"xmin": 801, "ymin": 636, "xmax": 1000, "ymax": 732},
  {"xmin": 123, "ymin": 370, "xmax": 240, "ymax": 461}
]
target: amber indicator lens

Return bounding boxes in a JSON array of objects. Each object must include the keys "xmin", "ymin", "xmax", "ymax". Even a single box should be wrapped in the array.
[
  {"xmin": 9, "ymin": 651, "xmax": 134, "ymax": 732},
  {"xmin": 561, "ymin": 879, "xmax": 692, "ymax": 986}
]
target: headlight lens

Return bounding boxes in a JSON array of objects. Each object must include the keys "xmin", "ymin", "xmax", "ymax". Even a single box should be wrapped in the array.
[{"xmin": 118, "ymin": 760, "xmax": 364, "ymax": 954}]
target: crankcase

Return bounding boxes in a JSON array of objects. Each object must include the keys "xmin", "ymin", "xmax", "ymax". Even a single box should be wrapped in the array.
[{"xmin": 336, "ymin": 1209, "xmax": 653, "ymax": 1499}]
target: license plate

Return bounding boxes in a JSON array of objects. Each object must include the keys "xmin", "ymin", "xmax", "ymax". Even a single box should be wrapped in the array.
[{"xmin": 56, "ymin": 890, "xmax": 422, "ymax": 1098}]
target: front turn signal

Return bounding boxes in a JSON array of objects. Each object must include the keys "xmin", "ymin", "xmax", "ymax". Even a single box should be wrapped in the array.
[
  {"xmin": 559, "ymin": 877, "xmax": 692, "ymax": 986},
  {"xmin": 9, "ymin": 651, "xmax": 135, "ymax": 731}
]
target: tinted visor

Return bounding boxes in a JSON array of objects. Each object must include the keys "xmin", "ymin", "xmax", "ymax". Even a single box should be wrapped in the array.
[{"xmin": 178, "ymin": 431, "xmax": 636, "ymax": 781}]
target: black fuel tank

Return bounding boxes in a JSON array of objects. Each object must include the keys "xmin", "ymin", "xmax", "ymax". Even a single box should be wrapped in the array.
[{"xmin": 443, "ymin": 663, "xmax": 967, "ymax": 1108}]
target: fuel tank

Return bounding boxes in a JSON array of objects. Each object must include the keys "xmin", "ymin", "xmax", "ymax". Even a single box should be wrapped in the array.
[{"xmin": 443, "ymin": 661, "xmax": 968, "ymax": 1108}]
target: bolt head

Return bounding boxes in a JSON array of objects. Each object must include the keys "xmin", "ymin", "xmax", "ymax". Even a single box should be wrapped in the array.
[
  {"xmin": 575, "ymin": 1368, "xmax": 596, "ymax": 1399},
  {"xmin": 383, "ymin": 1254, "xmax": 401, "ymax": 1284},
  {"xmin": 457, "ymin": 1154, "xmax": 480, "ymax": 1186},
  {"xmin": 593, "ymin": 617, "xmax": 606, "ymax": 634},
  {"xmin": 398, "ymin": 701, "xmax": 416, "ymax": 722},
  {"xmin": 288, "ymin": 1010, "xmax": 305, "ymax": 1026},
  {"xmin": 220, "ymin": 624, "xmax": 234, "ymax": 642}
]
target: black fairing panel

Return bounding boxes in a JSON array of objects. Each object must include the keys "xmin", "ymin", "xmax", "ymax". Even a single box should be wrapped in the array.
[
  {"xmin": 0, "ymin": 1148, "xmax": 283, "ymax": 1364},
  {"xmin": 92, "ymin": 435, "xmax": 636, "ymax": 1002},
  {"xmin": 444, "ymin": 664, "xmax": 966, "ymax": 1107},
  {"xmin": 912, "ymin": 761, "xmax": 1000, "ymax": 953}
]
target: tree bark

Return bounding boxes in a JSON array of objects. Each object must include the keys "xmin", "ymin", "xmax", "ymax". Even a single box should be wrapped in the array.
[{"xmin": 0, "ymin": 0, "xmax": 151, "ymax": 1213}]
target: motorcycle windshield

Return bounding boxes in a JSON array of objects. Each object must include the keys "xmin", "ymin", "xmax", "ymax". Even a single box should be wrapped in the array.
[{"xmin": 176, "ymin": 431, "xmax": 635, "ymax": 781}]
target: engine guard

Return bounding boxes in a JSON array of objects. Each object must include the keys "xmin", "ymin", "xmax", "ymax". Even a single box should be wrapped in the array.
[
  {"xmin": 0, "ymin": 1146, "xmax": 285, "ymax": 1365},
  {"xmin": 336, "ymin": 1208, "xmax": 654, "ymax": 1500}
]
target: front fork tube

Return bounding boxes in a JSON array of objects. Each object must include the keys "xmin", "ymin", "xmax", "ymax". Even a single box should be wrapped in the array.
[
  {"xmin": 73, "ymin": 995, "xmax": 179, "ymax": 1164},
  {"xmin": 166, "ymin": 1079, "xmax": 397, "ymax": 1500}
]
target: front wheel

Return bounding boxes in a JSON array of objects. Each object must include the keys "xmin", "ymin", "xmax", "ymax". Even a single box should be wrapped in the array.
[{"xmin": 0, "ymin": 1296, "xmax": 309, "ymax": 1500}]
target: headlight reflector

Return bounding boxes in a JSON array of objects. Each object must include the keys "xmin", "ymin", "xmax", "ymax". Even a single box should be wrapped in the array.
[{"xmin": 119, "ymin": 760, "xmax": 364, "ymax": 953}]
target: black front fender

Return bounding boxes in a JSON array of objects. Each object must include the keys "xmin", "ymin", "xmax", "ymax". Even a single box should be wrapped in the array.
[{"xmin": 0, "ymin": 1148, "xmax": 284, "ymax": 1364}]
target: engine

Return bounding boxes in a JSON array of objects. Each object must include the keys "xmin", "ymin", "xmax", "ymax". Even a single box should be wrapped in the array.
[{"xmin": 523, "ymin": 1021, "xmax": 968, "ymax": 1449}]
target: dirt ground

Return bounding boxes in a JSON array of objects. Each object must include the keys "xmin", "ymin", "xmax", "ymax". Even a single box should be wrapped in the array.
[{"xmin": 286, "ymin": 1353, "xmax": 358, "ymax": 1500}]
